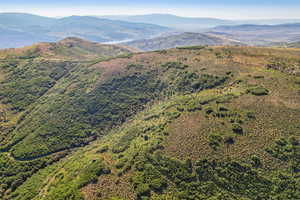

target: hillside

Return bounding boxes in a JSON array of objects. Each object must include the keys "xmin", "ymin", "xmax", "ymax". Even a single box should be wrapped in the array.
[
  {"xmin": 210, "ymin": 23, "xmax": 300, "ymax": 45},
  {"xmin": 0, "ymin": 42, "xmax": 299, "ymax": 200},
  {"xmin": 124, "ymin": 32, "xmax": 244, "ymax": 51},
  {"xmin": 0, "ymin": 13, "xmax": 170, "ymax": 48}
]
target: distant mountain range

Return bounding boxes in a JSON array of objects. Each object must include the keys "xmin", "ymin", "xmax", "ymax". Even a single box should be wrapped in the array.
[
  {"xmin": 124, "ymin": 32, "xmax": 243, "ymax": 51},
  {"xmin": 100, "ymin": 14, "xmax": 236, "ymax": 31},
  {"xmin": 100, "ymin": 14, "xmax": 300, "ymax": 31},
  {"xmin": 0, "ymin": 13, "xmax": 170, "ymax": 48},
  {"xmin": 210, "ymin": 23, "xmax": 300, "ymax": 45},
  {"xmin": 1, "ymin": 12, "xmax": 300, "ymax": 49}
]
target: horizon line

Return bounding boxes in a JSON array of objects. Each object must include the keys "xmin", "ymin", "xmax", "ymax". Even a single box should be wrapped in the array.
[{"xmin": 1, "ymin": 12, "xmax": 300, "ymax": 21}]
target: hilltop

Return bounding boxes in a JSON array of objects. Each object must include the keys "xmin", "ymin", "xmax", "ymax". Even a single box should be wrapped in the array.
[
  {"xmin": 0, "ymin": 40, "xmax": 299, "ymax": 200},
  {"xmin": 124, "ymin": 32, "xmax": 244, "ymax": 51},
  {"xmin": 0, "ymin": 37, "xmax": 133, "ymax": 60}
]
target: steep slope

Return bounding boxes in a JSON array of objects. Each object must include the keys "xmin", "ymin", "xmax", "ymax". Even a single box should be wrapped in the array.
[
  {"xmin": 0, "ymin": 13, "xmax": 170, "ymax": 48},
  {"xmin": 0, "ymin": 39, "xmax": 134, "ymax": 199},
  {"xmin": 210, "ymin": 23, "xmax": 300, "ymax": 45},
  {"xmin": 1, "ymin": 45, "xmax": 299, "ymax": 200},
  {"xmin": 124, "ymin": 32, "xmax": 243, "ymax": 51}
]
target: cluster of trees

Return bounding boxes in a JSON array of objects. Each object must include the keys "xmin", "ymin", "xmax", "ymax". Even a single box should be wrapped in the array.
[{"xmin": 0, "ymin": 60, "xmax": 77, "ymax": 111}]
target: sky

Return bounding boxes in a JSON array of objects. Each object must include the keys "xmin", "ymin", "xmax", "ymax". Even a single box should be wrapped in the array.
[{"xmin": 1, "ymin": 0, "xmax": 300, "ymax": 19}]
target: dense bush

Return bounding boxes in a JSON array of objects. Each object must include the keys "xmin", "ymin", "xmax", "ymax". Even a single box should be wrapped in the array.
[
  {"xmin": 208, "ymin": 134, "xmax": 223, "ymax": 150},
  {"xmin": 130, "ymin": 152, "xmax": 299, "ymax": 200},
  {"xmin": 247, "ymin": 87, "xmax": 269, "ymax": 96},
  {"xmin": 176, "ymin": 46, "xmax": 206, "ymax": 50},
  {"xmin": 0, "ymin": 60, "xmax": 77, "ymax": 111},
  {"xmin": 266, "ymin": 136, "xmax": 300, "ymax": 172}
]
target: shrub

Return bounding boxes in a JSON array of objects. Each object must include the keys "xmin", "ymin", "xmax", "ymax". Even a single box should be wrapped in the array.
[
  {"xmin": 232, "ymin": 124, "xmax": 243, "ymax": 135},
  {"xmin": 247, "ymin": 87, "xmax": 269, "ymax": 96},
  {"xmin": 209, "ymin": 134, "xmax": 223, "ymax": 150},
  {"xmin": 150, "ymin": 178, "xmax": 167, "ymax": 191},
  {"xmin": 127, "ymin": 63, "xmax": 144, "ymax": 69},
  {"xmin": 136, "ymin": 183, "xmax": 151, "ymax": 197},
  {"xmin": 161, "ymin": 62, "xmax": 186, "ymax": 70},
  {"xmin": 224, "ymin": 136, "xmax": 235, "ymax": 144},
  {"xmin": 166, "ymin": 112, "xmax": 181, "ymax": 120},
  {"xmin": 77, "ymin": 159, "xmax": 110, "ymax": 188},
  {"xmin": 187, "ymin": 103, "xmax": 202, "ymax": 112},
  {"xmin": 251, "ymin": 155, "xmax": 262, "ymax": 168},
  {"xmin": 205, "ymin": 107, "xmax": 214, "ymax": 115},
  {"xmin": 219, "ymin": 106, "xmax": 229, "ymax": 112},
  {"xmin": 176, "ymin": 46, "xmax": 206, "ymax": 50},
  {"xmin": 246, "ymin": 111, "xmax": 256, "ymax": 119},
  {"xmin": 115, "ymin": 159, "xmax": 127, "ymax": 169},
  {"xmin": 254, "ymin": 75, "xmax": 264, "ymax": 79},
  {"xmin": 96, "ymin": 145, "xmax": 109, "ymax": 153}
]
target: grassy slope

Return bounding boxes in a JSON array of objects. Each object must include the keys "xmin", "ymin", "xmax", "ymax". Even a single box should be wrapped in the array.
[{"xmin": 6, "ymin": 46, "xmax": 300, "ymax": 200}]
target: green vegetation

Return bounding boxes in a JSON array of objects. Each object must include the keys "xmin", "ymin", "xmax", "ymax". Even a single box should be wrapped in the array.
[
  {"xmin": 176, "ymin": 45, "xmax": 206, "ymax": 50},
  {"xmin": 0, "ymin": 153, "xmax": 65, "ymax": 197},
  {"xmin": 0, "ymin": 60, "xmax": 78, "ymax": 111},
  {"xmin": 267, "ymin": 136, "xmax": 300, "ymax": 172},
  {"xmin": 247, "ymin": 87, "xmax": 269, "ymax": 96},
  {"xmin": 208, "ymin": 133, "xmax": 223, "ymax": 150},
  {"xmin": 0, "ymin": 45, "xmax": 300, "ymax": 200}
]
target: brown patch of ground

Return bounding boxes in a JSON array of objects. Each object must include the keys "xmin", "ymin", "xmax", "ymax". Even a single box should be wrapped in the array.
[
  {"xmin": 82, "ymin": 173, "xmax": 135, "ymax": 200},
  {"xmin": 163, "ymin": 91, "xmax": 300, "ymax": 170}
]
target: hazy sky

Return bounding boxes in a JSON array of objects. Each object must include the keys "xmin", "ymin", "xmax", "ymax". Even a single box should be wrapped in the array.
[{"xmin": 1, "ymin": 0, "xmax": 300, "ymax": 19}]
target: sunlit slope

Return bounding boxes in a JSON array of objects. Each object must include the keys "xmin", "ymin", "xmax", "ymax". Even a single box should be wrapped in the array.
[{"xmin": 5, "ymin": 46, "xmax": 300, "ymax": 200}]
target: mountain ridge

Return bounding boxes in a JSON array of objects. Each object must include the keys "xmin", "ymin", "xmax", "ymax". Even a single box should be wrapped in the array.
[
  {"xmin": 210, "ymin": 23, "xmax": 300, "ymax": 45},
  {"xmin": 0, "ymin": 13, "xmax": 170, "ymax": 49}
]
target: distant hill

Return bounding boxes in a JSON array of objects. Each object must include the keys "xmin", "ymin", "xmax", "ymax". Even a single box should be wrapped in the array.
[
  {"xmin": 101, "ymin": 14, "xmax": 300, "ymax": 31},
  {"xmin": 0, "ymin": 13, "xmax": 55, "ymax": 28},
  {"xmin": 286, "ymin": 41, "xmax": 300, "ymax": 48},
  {"xmin": 236, "ymin": 19, "xmax": 300, "ymax": 25},
  {"xmin": 270, "ymin": 41, "xmax": 300, "ymax": 48},
  {"xmin": 124, "ymin": 32, "xmax": 243, "ymax": 51},
  {"xmin": 210, "ymin": 23, "xmax": 300, "ymax": 45},
  {"xmin": 0, "ymin": 13, "xmax": 170, "ymax": 48},
  {"xmin": 0, "ymin": 27, "xmax": 56, "ymax": 49},
  {"xmin": 100, "ymin": 14, "xmax": 236, "ymax": 31}
]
